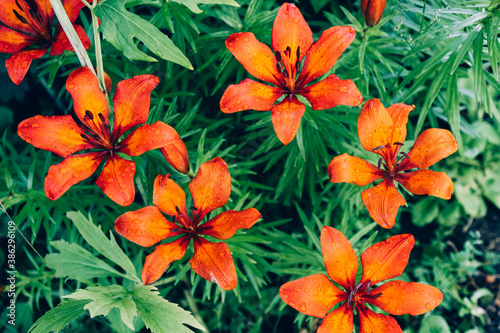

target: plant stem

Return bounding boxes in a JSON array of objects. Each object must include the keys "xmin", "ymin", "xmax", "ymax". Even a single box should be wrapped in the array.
[
  {"xmin": 48, "ymin": 0, "xmax": 100, "ymax": 86},
  {"xmin": 91, "ymin": 7, "xmax": 106, "ymax": 94}
]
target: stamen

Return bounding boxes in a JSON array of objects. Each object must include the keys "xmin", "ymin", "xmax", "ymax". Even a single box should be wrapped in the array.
[
  {"xmin": 25, "ymin": 0, "xmax": 38, "ymax": 12},
  {"xmin": 98, "ymin": 113, "xmax": 106, "ymax": 123},
  {"xmin": 370, "ymin": 292, "xmax": 382, "ymax": 299},
  {"xmin": 347, "ymin": 292, "xmax": 354, "ymax": 308},
  {"xmin": 13, "ymin": 10, "xmax": 27, "ymax": 24},
  {"xmin": 85, "ymin": 110, "xmax": 94, "ymax": 120},
  {"xmin": 283, "ymin": 70, "xmax": 289, "ymax": 78},
  {"xmin": 295, "ymin": 60, "xmax": 300, "ymax": 72},
  {"xmin": 394, "ymin": 142, "xmax": 404, "ymax": 146},
  {"xmin": 15, "ymin": 0, "xmax": 24, "ymax": 11},
  {"xmin": 276, "ymin": 63, "xmax": 282, "ymax": 73},
  {"xmin": 401, "ymin": 152, "xmax": 409, "ymax": 159},
  {"xmin": 296, "ymin": 46, "xmax": 300, "ymax": 59},
  {"xmin": 275, "ymin": 51, "xmax": 281, "ymax": 62},
  {"xmin": 353, "ymin": 282, "xmax": 363, "ymax": 295},
  {"xmin": 377, "ymin": 158, "xmax": 382, "ymax": 170},
  {"xmin": 372, "ymin": 145, "xmax": 385, "ymax": 151},
  {"xmin": 365, "ymin": 281, "xmax": 371, "ymax": 295},
  {"xmin": 175, "ymin": 206, "xmax": 181, "ymax": 213},
  {"xmin": 285, "ymin": 46, "xmax": 291, "ymax": 57}
]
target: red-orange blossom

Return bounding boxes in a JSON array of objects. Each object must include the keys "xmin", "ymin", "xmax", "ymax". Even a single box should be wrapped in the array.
[
  {"xmin": 280, "ymin": 226, "xmax": 443, "ymax": 332},
  {"xmin": 220, "ymin": 2, "xmax": 363, "ymax": 145}
]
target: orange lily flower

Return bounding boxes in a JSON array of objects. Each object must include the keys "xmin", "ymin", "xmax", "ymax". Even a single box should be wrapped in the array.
[
  {"xmin": 17, "ymin": 67, "xmax": 189, "ymax": 206},
  {"xmin": 328, "ymin": 99, "xmax": 458, "ymax": 228},
  {"xmin": 115, "ymin": 157, "xmax": 262, "ymax": 290},
  {"xmin": 220, "ymin": 2, "xmax": 363, "ymax": 145},
  {"xmin": 0, "ymin": 0, "xmax": 91, "ymax": 85},
  {"xmin": 280, "ymin": 226, "xmax": 443, "ymax": 332}
]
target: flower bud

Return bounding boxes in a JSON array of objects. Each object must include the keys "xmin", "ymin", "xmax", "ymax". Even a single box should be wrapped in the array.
[
  {"xmin": 161, "ymin": 138, "xmax": 190, "ymax": 174},
  {"xmin": 361, "ymin": 0, "xmax": 386, "ymax": 27}
]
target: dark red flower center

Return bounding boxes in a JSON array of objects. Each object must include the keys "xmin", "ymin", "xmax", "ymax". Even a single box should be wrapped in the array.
[
  {"xmin": 13, "ymin": 0, "xmax": 53, "ymax": 43},
  {"xmin": 172, "ymin": 206, "xmax": 204, "ymax": 238},
  {"xmin": 79, "ymin": 110, "xmax": 119, "ymax": 157},
  {"xmin": 275, "ymin": 45, "xmax": 306, "ymax": 94},
  {"xmin": 373, "ymin": 142, "xmax": 410, "ymax": 179},
  {"xmin": 345, "ymin": 280, "xmax": 382, "ymax": 309}
]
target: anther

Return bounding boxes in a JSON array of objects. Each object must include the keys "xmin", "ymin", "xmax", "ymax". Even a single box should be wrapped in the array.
[
  {"xmin": 296, "ymin": 46, "xmax": 300, "ymax": 59},
  {"xmin": 276, "ymin": 63, "xmax": 282, "ymax": 73},
  {"xmin": 85, "ymin": 110, "xmax": 94, "ymax": 120},
  {"xmin": 372, "ymin": 145, "xmax": 385, "ymax": 151},
  {"xmin": 175, "ymin": 206, "xmax": 181, "ymax": 213},
  {"xmin": 394, "ymin": 142, "xmax": 404, "ymax": 146},
  {"xmin": 400, "ymin": 152, "xmax": 410, "ymax": 159},
  {"xmin": 377, "ymin": 158, "xmax": 382, "ymax": 170},
  {"xmin": 285, "ymin": 46, "xmax": 291, "ymax": 57},
  {"xmin": 15, "ymin": 0, "xmax": 24, "ymax": 11},
  {"xmin": 13, "ymin": 10, "xmax": 27, "ymax": 24},
  {"xmin": 365, "ymin": 281, "xmax": 371, "ymax": 295},
  {"xmin": 25, "ymin": 0, "xmax": 38, "ymax": 11},
  {"xmin": 347, "ymin": 292, "xmax": 354, "ymax": 308},
  {"xmin": 275, "ymin": 51, "xmax": 282, "ymax": 62},
  {"xmin": 295, "ymin": 60, "xmax": 300, "ymax": 72},
  {"xmin": 353, "ymin": 282, "xmax": 363, "ymax": 295},
  {"xmin": 98, "ymin": 113, "xmax": 106, "ymax": 123},
  {"xmin": 370, "ymin": 292, "xmax": 383, "ymax": 300},
  {"xmin": 283, "ymin": 70, "xmax": 289, "ymax": 78}
]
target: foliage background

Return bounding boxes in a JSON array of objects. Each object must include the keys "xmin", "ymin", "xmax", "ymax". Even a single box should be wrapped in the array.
[{"xmin": 0, "ymin": 0, "xmax": 499, "ymax": 332}]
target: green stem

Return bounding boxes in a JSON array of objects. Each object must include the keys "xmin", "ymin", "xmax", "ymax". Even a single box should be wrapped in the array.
[
  {"xmin": 90, "ymin": 7, "xmax": 106, "ymax": 94},
  {"xmin": 48, "ymin": 0, "xmax": 100, "ymax": 87}
]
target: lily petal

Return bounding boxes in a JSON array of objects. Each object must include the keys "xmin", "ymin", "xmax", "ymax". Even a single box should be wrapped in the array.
[
  {"xmin": 361, "ymin": 179, "xmax": 406, "ymax": 229},
  {"xmin": 271, "ymin": 3, "xmax": 313, "ymax": 76},
  {"xmin": 226, "ymin": 32, "xmax": 284, "ymax": 87},
  {"xmin": 118, "ymin": 121, "xmax": 179, "ymax": 156},
  {"xmin": 45, "ymin": 152, "xmax": 102, "ymax": 201},
  {"xmin": 6, "ymin": 47, "xmax": 48, "ymax": 85},
  {"xmin": 299, "ymin": 26, "xmax": 356, "ymax": 87},
  {"xmin": 396, "ymin": 169, "xmax": 454, "ymax": 199},
  {"xmin": 0, "ymin": 0, "xmax": 37, "ymax": 34},
  {"xmin": 190, "ymin": 237, "xmax": 237, "ymax": 290},
  {"xmin": 0, "ymin": 26, "xmax": 34, "ymax": 53},
  {"xmin": 328, "ymin": 153, "xmax": 383, "ymax": 186},
  {"xmin": 357, "ymin": 99, "xmax": 393, "ymax": 153},
  {"xmin": 358, "ymin": 307, "xmax": 402, "ymax": 333},
  {"xmin": 63, "ymin": 0, "xmax": 86, "ymax": 22},
  {"xmin": 18, "ymin": 115, "xmax": 96, "ymax": 158},
  {"xmin": 279, "ymin": 274, "xmax": 345, "ymax": 318},
  {"xmin": 300, "ymin": 74, "xmax": 363, "ymax": 110},
  {"xmin": 320, "ymin": 226, "xmax": 358, "ymax": 291},
  {"xmin": 112, "ymin": 74, "xmax": 160, "ymax": 138},
  {"xmin": 317, "ymin": 303, "xmax": 353, "ymax": 333},
  {"xmin": 360, "ymin": 234, "xmax": 415, "ymax": 285},
  {"xmin": 271, "ymin": 95, "xmax": 305, "ymax": 145},
  {"xmin": 96, "ymin": 156, "xmax": 136, "ymax": 206},
  {"xmin": 114, "ymin": 206, "xmax": 182, "ymax": 247},
  {"xmin": 160, "ymin": 137, "xmax": 190, "ymax": 174},
  {"xmin": 400, "ymin": 129, "xmax": 458, "ymax": 170},
  {"xmin": 369, "ymin": 281, "xmax": 444, "ymax": 316},
  {"xmin": 152, "ymin": 174, "xmax": 189, "ymax": 228},
  {"xmin": 220, "ymin": 78, "xmax": 282, "ymax": 113},
  {"xmin": 189, "ymin": 157, "xmax": 231, "ymax": 220},
  {"xmin": 66, "ymin": 67, "xmax": 109, "ymax": 132},
  {"xmin": 386, "ymin": 103, "xmax": 414, "ymax": 146},
  {"xmin": 142, "ymin": 236, "xmax": 189, "ymax": 285},
  {"xmin": 50, "ymin": 24, "xmax": 91, "ymax": 56},
  {"xmin": 198, "ymin": 208, "xmax": 261, "ymax": 240}
]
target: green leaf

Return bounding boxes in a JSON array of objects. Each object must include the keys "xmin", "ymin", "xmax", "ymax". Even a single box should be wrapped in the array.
[
  {"xmin": 418, "ymin": 315, "xmax": 451, "ymax": 333},
  {"xmin": 66, "ymin": 211, "xmax": 140, "ymax": 282},
  {"xmin": 170, "ymin": 0, "xmax": 240, "ymax": 14},
  {"xmin": 28, "ymin": 299, "xmax": 89, "ymax": 333},
  {"xmin": 64, "ymin": 285, "xmax": 137, "ymax": 330},
  {"xmin": 446, "ymin": 71, "xmax": 464, "ymax": 156},
  {"xmin": 94, "ymin": 0, "xmax": 193, "ymax": 69},
  {"xmin": 411, "ymin": 197, "xmax": 440, "ymax": 227},
  {"xmin": 132, "ymin": 285, "xmax": 205, "ymax": 333},
  {"xmin": 45, "ymin": 240, "xmax": 125, "ymax": 281}
]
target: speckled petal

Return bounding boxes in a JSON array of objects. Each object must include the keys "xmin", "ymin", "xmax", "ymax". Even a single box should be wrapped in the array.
[
  {"xmin": 360, "ymin": 234, "xmax": 415, "ymax": 285},
  {"xmin": 386, "ymin": 103, "xmax": 414, "ymax": 146},
  {"xmin": 320, "ymin": 226, "xmax": 358, "ymax": 291},
  {"xmin": 357, "ymin": 99, "xmax": 394, "ymax": 153},
  {"xmin": 270, "ymin": 95, "xmax": 305, "ymax": 145},
  {"xmin": 5, "ymin": 47, "xmax": 47, "ymax": 85},
  {"xmin": 300, "ymin": 74, "xmax": 363, "ymax": 110},
  {"xmin": 361, "ymin": 179, "xmax": 406, "ymax": 229},
  {"xmin": 369, "ymin": 281, "xmax": 444, "ymax": 316},
  {"xmin": 153, "ymin": 174, "xmax": 189, "ymax": 228},
  {"xmin": 118, "ymin": 121, "xmax": 179, "ymax": 157},
  {"xmin": 279, "ymin": 274, "xmax": 345, "ymax": 318},
  {"xmin": 199, "ymin": 208, "xmax": 261, "ymax": 240},
  {"xmin": 358, "ymin": 306, "xmax": 402, "ymax": 333},
  {"xmin": 396, "ymin": 169, "xmax": 454, "ymax": 199},
  {"xmin": 142, "ymin": 236, "xmax": 189, "ymax": 285},
  {"xmin": 317, "ymin": 303, "xmax": 353, "ymax": 333},
  {"xmin": 328, "ymin": 153, "xmax": 383, "ymax": 186},
  {"xmin": 160, "ymin": 137, "xmax": 190, "ymax": 174},
  {"xmin": 96, "ymin": 156, "xmax": 136, "ymax": 206},
  {"xmin": 220, "ymin": 78, "xmax": 282, "ymax": 113},
  {"xmin": 115, "ymin": 206, "xmax": 182, "ymax": 247}
]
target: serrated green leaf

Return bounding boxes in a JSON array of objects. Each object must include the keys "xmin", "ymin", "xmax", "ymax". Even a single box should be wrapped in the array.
[
  {"xmin": 28, "ymin": 299, "xmax": 89, "ymax": 333},
  {"xmin": 45, "ymin": 240, "xmax": 124, "ymax": 281},
  {"xmin": 170, "ymin": 0, "xmax": 239, "ymax": 14},
  {"xmin": 132, "ymin": 285, "xmax": 205, "ymax": 333},
  {"xmin": 95, "ymin": 0, "xmax": 192, "ymax": 69},
  {"xmin": 64, "ymin": 285, "xmax": 137, "ymax": 330},
  {"xmin": 66, "ymin": 211, "xmax": 140, "ymax": 282}
]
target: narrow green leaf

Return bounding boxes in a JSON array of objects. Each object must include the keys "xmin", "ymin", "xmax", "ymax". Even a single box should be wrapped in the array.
[
  {"xmin": 94, "ymin": 0, "xmax": 192, "ymax": 69},
  {"xmin": 171, "ymin": 0, "xmax": 239, "ymax": 14},
  {"xmin": 132, "ymin": 285, "xmax": 205, "ymax": 333},
  {"xmin": 28, "ymin": 299, "xmax": 89, "ymax": 333},
  {"xmin": 450, "ymin": 25, "xmax": 482, "ymax": 75},
  {"xmin": 446, "ymin": 71, "xmax": 464, "ymax": 156},
  {"xmin": 473, "ymin": 26, "xmax": 484, "ymax": 102},
  {"xmin": 66, "ymin": 211, "xmax": 140, "ymax": 282}
]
